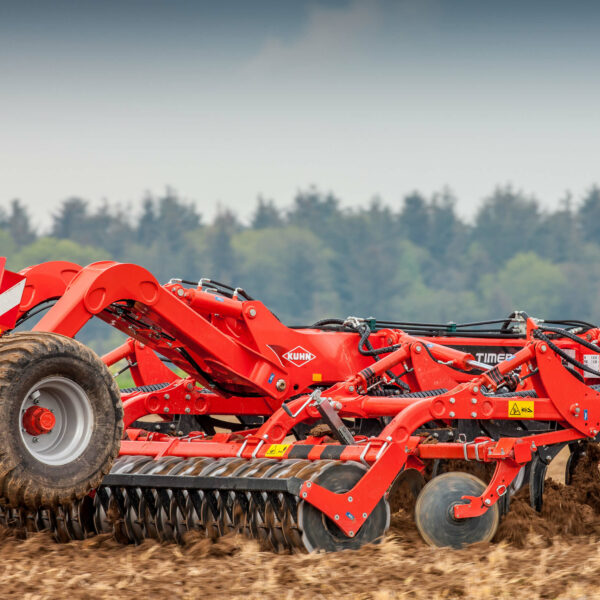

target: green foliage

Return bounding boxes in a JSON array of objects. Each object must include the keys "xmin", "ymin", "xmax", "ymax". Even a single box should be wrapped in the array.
[
  {"xmin": 480, "ymin": 253, "xmax": 569, "ymax": 317},
  {"xmin": 233, "ymin": 227, "xmax": 338, "ymax": 322},
  {"xmin": 9, "ymin": 237, "xmax": 110, "ymax": 271},
  {"xmin": 3, "ymin": 184, "xmax": 600, "ymax": 354},
  {"xmin": 0, "ymin": 229, "xmax": 18, "ymax": 258},
  {"xmin": 579, "ymin": 186, "xmax": 600, "ymax": 243}
]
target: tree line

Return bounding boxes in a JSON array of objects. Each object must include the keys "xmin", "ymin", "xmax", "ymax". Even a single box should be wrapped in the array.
[{"xmin": 2, "ymin": 185, "xmax": 600, "ymax": 339}]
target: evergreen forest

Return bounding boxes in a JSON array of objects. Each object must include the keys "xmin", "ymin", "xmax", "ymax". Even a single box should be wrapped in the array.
[{"xmin": 2, "ymin": 186, "xmax": 600, "ymax": 351}]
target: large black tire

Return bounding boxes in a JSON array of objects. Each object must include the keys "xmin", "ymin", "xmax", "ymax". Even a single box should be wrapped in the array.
[{"xmin": 0, "ymin": 331, "xmax": 123, "ymax": 509}]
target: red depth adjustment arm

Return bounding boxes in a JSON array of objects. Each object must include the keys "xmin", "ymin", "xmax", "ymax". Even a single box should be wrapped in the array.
[{"xmin": 346, "ymin": 332, "xmax": 479, "ymax": 392}]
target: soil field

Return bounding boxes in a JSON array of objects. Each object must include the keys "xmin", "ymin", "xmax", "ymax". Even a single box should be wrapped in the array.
[{"xmin": 1, "ymin": 447, "xmax": 598, "ymax": 600}]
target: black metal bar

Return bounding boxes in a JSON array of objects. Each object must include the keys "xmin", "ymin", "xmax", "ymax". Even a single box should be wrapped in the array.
[
  {"xmin": 102, "ymin": 473, "xmax": 304, "ymax": 495},
  {"xmin": 315, "ymin": 396, "xmax": 355, "ymax": 445}
]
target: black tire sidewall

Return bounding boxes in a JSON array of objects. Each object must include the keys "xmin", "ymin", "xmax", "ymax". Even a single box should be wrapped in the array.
[{"xmin": 0, "ymin": 342, "xmax": 120, "ymax": 494}]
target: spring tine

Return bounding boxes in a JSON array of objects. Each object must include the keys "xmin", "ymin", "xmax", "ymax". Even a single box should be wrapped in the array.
[
  {"xmin": 126, "ymin": 487, "xmax": 142, "ymax": 516},
  {"xmin": 110, "ymin": 496, "xmax": 132, "ymax": 545},
  {"xmin": 267, "ymin": 492, "xmax": 283, "ymax": 522},
  {"xmin": 220, "ymin": 490, "xmax": 233, "ymax": 523},
  {"xmin": 283, "ymin": 493, "xmax": 297, "ymax": 515},
  {"xmin": 36, "ymin": 508, "xmax": 55, "ymax": 533},
  {"xmin": 205, "ymin": 490, "xmax": 220, "ymax": 520},
  {"xmin": 64, "ymin": 503, "xmax": 84, "ymax": 540},
  {"xmin": 188, "ymin": 489, "xmax": 203, "ymax": 520},
  {"xmin": 93, "ymin": 494, "xmax": 112, "ymax": 534},
  {"xmin": 96, "ymin": 486, "xmax": 111, "ymax": 512},
  {"xmin": 141, "ymin": 487, "xmax": 157, "ymax": 515},
  {"xmin": 72, "ymin": 497, "xmax": 96, "ymax": 539},
  {"xmin": 173, "ymin": 489, "xmax": 187, "ymax": 514},
  {"xmin": 53, "ymin": 506, "xmax": 72, "ymax": 543},
  {"xmin": 24, "ymin": 509, "xmax": 37, "ymax": 533},
  {"xmin": 236, "ymin": 490, "xmax": 250, "ymax": 515},
  {"xmin": 157, "ymin": 488, "xmax": 171, "ymax": 514},
  {"xmin": 168, "ymin": 495, "xmax": 186, "ymax": 543},
  {"xmin": 250, "ymin": 491, "xmax": 266, "ymax": 521},
  {"xmin": 111, "ymin": 487, "xmax": 127, "ymax": 515}
]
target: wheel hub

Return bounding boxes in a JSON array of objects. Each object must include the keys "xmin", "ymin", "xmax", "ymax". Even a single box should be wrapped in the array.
[
  {"xmin": 22, "ymin": 406, "xmax": 56, "ymax": 436},
  {"xmin": 19, "ymin": 376, "xmax": 94, "ymax": 466}
]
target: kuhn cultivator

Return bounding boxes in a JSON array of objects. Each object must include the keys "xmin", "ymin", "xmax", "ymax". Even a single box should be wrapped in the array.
[{"xmin": 0, "ymin": 259, "xmax": 599, "ymax": 550}]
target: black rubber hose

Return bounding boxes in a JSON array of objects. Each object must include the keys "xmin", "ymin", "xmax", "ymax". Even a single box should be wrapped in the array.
[
  {"xmin": 15, "ymin": 299, "xmax": 58, "ymax": 327},
  {"xmin": 180, "ymin": 279, "xmax": 254, "ymax": 301},
  {"xmin": 538, "ymin": 325, "xmax": 600, "ymax": 354},
  {"xmin": 357, "ymin": 327, "xmax": 400, "ymax": 356},
  {"xmin": 534, "ymin": 329, "xmax": 600, "ymax": 378},
  {"xmin": 355, "ymin": 325, "xmax": 409, "ymax": 390},
  {"xmin": 310, "ymin": 318, "xmax": 347, "ymax": 327},
  {"xmin": 545, "ymin": 319, "xmax": 598, "ymax": 330}
]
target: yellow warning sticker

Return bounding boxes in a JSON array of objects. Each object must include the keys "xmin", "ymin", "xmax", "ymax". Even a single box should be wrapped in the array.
[
  {"xmin": 312, "ymin": 373, "xmax": 323, "ymax": 382},
  {"xmin": 265, "ymin": 444, "xmax": 290, "ymax": 457},
  {"xmin": 508, "ymin": 401, "xmax": 534, "ymax": 418}
]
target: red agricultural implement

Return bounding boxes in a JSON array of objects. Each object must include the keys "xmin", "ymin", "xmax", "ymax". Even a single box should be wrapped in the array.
[{"xmin": 0, "ymin": 259, "xmax": 599, "ymax": 550}]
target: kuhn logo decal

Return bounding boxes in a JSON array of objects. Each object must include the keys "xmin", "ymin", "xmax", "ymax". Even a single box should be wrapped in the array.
[{"xmin": 283, "ymin": 346, "xmax": 316, "ymax": 367}]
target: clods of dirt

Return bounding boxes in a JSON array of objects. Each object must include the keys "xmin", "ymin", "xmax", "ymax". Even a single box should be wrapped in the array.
[{"xmin": 3, "ymin": 445, "xmax": 600, "ymax": 599}]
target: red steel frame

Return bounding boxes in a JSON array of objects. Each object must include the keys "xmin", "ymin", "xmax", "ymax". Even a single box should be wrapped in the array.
[
  {"xmin": 118, "ymin": 328, "xmax": 600, "ymax": 537},
  {"xmin": 3, "ymin": 259, "xmax": 600, "ymax": 539},
  {"xmin": 109, "ymin": 321, "xmax": 599, "ymax": 537},
  {"xmin": 8, "ymin": 260, "xmax": 596, "ymax": 420}
]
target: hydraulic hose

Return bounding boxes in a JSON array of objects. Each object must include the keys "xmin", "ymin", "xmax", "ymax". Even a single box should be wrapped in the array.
[{"xmin": 534, "ymin": 328, "xmax": 600, "ymax": 378}]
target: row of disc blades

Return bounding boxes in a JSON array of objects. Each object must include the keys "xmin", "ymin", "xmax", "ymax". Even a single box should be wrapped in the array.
[{"xmin": 0, "ymin": 456, "xmax": 390, "ymax": 552}]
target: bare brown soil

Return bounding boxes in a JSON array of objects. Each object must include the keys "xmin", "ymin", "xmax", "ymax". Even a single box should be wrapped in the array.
[
  {"xmin": 2, "ymin": 446, "xmax": 599, "ymax": 600},
  {"xmin": 2, "ymin": 519, "xmax": 600, "ymax": 600}
]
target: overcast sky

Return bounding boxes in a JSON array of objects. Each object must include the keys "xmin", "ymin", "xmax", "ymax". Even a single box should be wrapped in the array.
[{"xmin": 1, "ymin": 0, "xmax": 599, "ymax": 228}]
